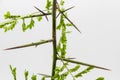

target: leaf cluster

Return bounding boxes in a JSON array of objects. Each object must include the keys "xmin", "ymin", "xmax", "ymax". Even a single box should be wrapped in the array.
[
  {"xmin": 0, "ymin": 10, "xmax": 43, "ymax": 32},
  {"xmin": 46, "ymin": 0, "xmax": 52, "ymax": 13}
]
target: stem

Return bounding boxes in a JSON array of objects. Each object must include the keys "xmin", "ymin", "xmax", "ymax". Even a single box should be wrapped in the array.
[{"xmin": 51, "ymin": 0, "xmax": 57, "ymax": 80}]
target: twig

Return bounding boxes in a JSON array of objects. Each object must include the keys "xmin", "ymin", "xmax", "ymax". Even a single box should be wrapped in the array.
[{"xmin": 21, "ymin": 13, "xmax": 51, "ymax": 19}]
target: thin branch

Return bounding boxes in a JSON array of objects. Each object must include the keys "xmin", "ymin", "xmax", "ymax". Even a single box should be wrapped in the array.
[
  {"xmin": 21, "ymin": 13, "xmax": 51, "ymax": 19},
  {"xmin": 34, "ymin": 6, "xmax": 49, "ymax": 21},
  {"xmin": 4, "ymin": 39, "xmax": 53, "ymax": 50},
  {"xmin": 56, "ymin": 3, "xmax": 81, "ymax": 33},
  {"xmin": 0, "ymin": 7, "xmax": 74, "ymax": 26},
  {"xmin": 57, "ymin": 57, "xmax": 111, "ymax": 71}
]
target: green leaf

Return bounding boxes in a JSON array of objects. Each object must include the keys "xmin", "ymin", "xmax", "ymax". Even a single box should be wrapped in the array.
[
  {"xmin": 57, "ymin": 41, "xmax": 61, "ymax": 52},
  {"xmin": 37, "ymin": 16, "xmax": 42, "ymax": 22},
  {"xmin": 66, "ymin": 31, "xmax": 72, "ymax": 33},
  {"xmin": 75, "ymin": 66, "xmax": 94, "ymax": 78},
  {"xmin": 60, "ymin": 72, "xmax": 68, "ymax": 80},
  {"xmin": 70, "ymin": 64, "xmax": 80, "ymax": 72},
  {"xmin": 27, "ymin": 18, "xmax": 34, "ymax": 29},
  {"xmin": 65, "ymin": 23, "xmax": 73, "ymax": 27},
  {"xmin": 9, "ymin": 65, "xmax": 17, "ymax": 80},
  {"xmin": 60, "ymin": 0, "xmax": 65, "ymax": 6},
  {"xmin": 2, "ymin": 21, "xmax": 17, "ymax": 32},
  {"xmin": 60, "ymin": 62, "xmax": 68, "ymax": 72},
  {"xmin": 22, "ymin": 19, "xmax": 26, "ymax": 32},
  {"xmin": 96, "ymin": 77, "xmax": 105, "ymax": 80},
  {"xmin": 4, "ymin": 11, "xmax": 20, "ymax": 19},
  {"xmin": 57, "ymin": 14, "xmax": 65, "ymax": 30},
  {"xmin": 0, "ymin": 21, "xmax": 14, "ymax": 28},
  {"xmin": 4, "ymin": 11, "xmax": 11, "ymax": 19},
  {"xmin": 24, "ymin": 70, "xmax": 29, "ymax": 80},
  {"xmin": 31, "ymin": 75, "xmax": 37, "ymax": 80},
  {"xmin": 41, "ymin": 77, "xmax": 45, "ymax": 80},
  {"xmin": 10, "ymin": 21, "xmax": 17, "ymax": 30},
  {"xmin": 45, "ymin": 0, "xmax": 52, "ymax": 12},
  {"xmin": 3, "ymin": 26, "xmax": 8, "ymax": 32}
]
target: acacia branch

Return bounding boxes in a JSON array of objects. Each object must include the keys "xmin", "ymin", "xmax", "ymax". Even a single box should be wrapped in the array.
[
  {"xmin": 57, "ymin": 57, "xmax": 111, "ymax": 71},
  {"xmin": 4, "ymin": 39, "xmax": 53, "ymax": 50}
]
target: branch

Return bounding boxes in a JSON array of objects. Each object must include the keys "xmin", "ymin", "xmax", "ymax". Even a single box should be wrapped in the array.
[
  {"xmin": 57, "ymin": 57, "xmax": 111, "ymax": 71},
  {"xmin": 21, "ymin": 13, "xmax": 51, "ymax": 19},
  {"xmin": 4, "ymin": 39, "xmax": 53, "ymax": 50}
]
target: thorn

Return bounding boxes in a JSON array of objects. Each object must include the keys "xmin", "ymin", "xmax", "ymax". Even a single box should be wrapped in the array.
[
  {"xmin": 3, "ymin": 39, "xmax": 53, "ymax": 50},
  {"xmin": 34, "ymin": 6, "xmax": 49, "ymax": 21},
  {"xmin": 37, "ymin": 73, "xmax": 51, "ymax": 78},
  {"xmin": 56, "ymin": 6, "xmax": 75, "ymax": 18},
  {"xmin": 56, "ymin": 3, "xmax": 81, "ymax": 33}
]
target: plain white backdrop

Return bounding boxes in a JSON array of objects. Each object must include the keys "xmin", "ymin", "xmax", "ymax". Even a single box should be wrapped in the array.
[{"xmin": 0, "ymin": 0, "xmax": 120, "ymax": 80}]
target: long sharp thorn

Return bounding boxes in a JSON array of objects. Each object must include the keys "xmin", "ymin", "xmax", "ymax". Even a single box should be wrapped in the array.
[
  {"xmin": 56, "ymin": 6, "xmax": 75, "ymax": 18},
  {"xmin": 63, "ymin": 12, "xmax": 81, "ymax": 33},
  {"xmin": 58, "ymin": 57, "xmax": 111, "ymax": 71},
  {"xmin": 56, "ymin": 3, "xmax": 81, "ymax": 33},
  {"xmin": 37, "ymin": 73, "xmax": 51, "ymax": 78},
  {"xmin": 4, "ymin": 39, "xmax": 53, "ymax": 50},
  {"xmin": 63, "ymin": 14, "xmax": 81, "ymax": 33},
  {"xmin": 34, "ymin": 6, "xmax": 49, "ymax": 21}
]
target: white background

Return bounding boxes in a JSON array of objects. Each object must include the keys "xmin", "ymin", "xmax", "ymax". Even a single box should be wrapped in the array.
[{"xmin": 0, "ymin": 0, "xmax": 120, "ymax": 80}]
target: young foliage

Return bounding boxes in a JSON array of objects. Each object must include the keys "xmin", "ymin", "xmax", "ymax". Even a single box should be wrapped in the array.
[
  {"xmin": 4, "ymin": 11, "xmax": 20, "ymax": 19},
  {"xmin": 45, "ymin": 0, "xmax": 52, "ymax": 13},
  {"xmin": 69, "ymin": 64, "xmax": 80, "ymax": 73},
  {"xmin": 31, "ymin": 74, "xmax": 37, "ymax": 80},
  {"xmin": 75, "ymin": 66, "xmax": 94, "ymax": 78},
  {"xmin": 60, "ymin": 0, "xmax": 65, "ymax": 6},
  {"xmin": 22, "ymin": 18, "xmax": 35, "ymax": 32},
  {"xmin": 57, "ymin": 13, "xmax": 67, "ymax": 58},
  {"xmin": 9, "ymin": 65, "xmax": 17, "ymax": 80},
  {"xmin": 37, "ymin": 16, "xmax": 43, "ymax": 22},
  {"xmin": 24, "ymin": 70, "xmax": 29, "ymax": 80},
  {"xmin": 41, "ymin": 77, "xmax": 45, "ymax": 80},
  {"xmin": 0, "ymin": 9, "xmax": 45, "ymax": 32},
  {"xmin": 96, "ymin": 77, "xmax": 105, "ymax": 80}
]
